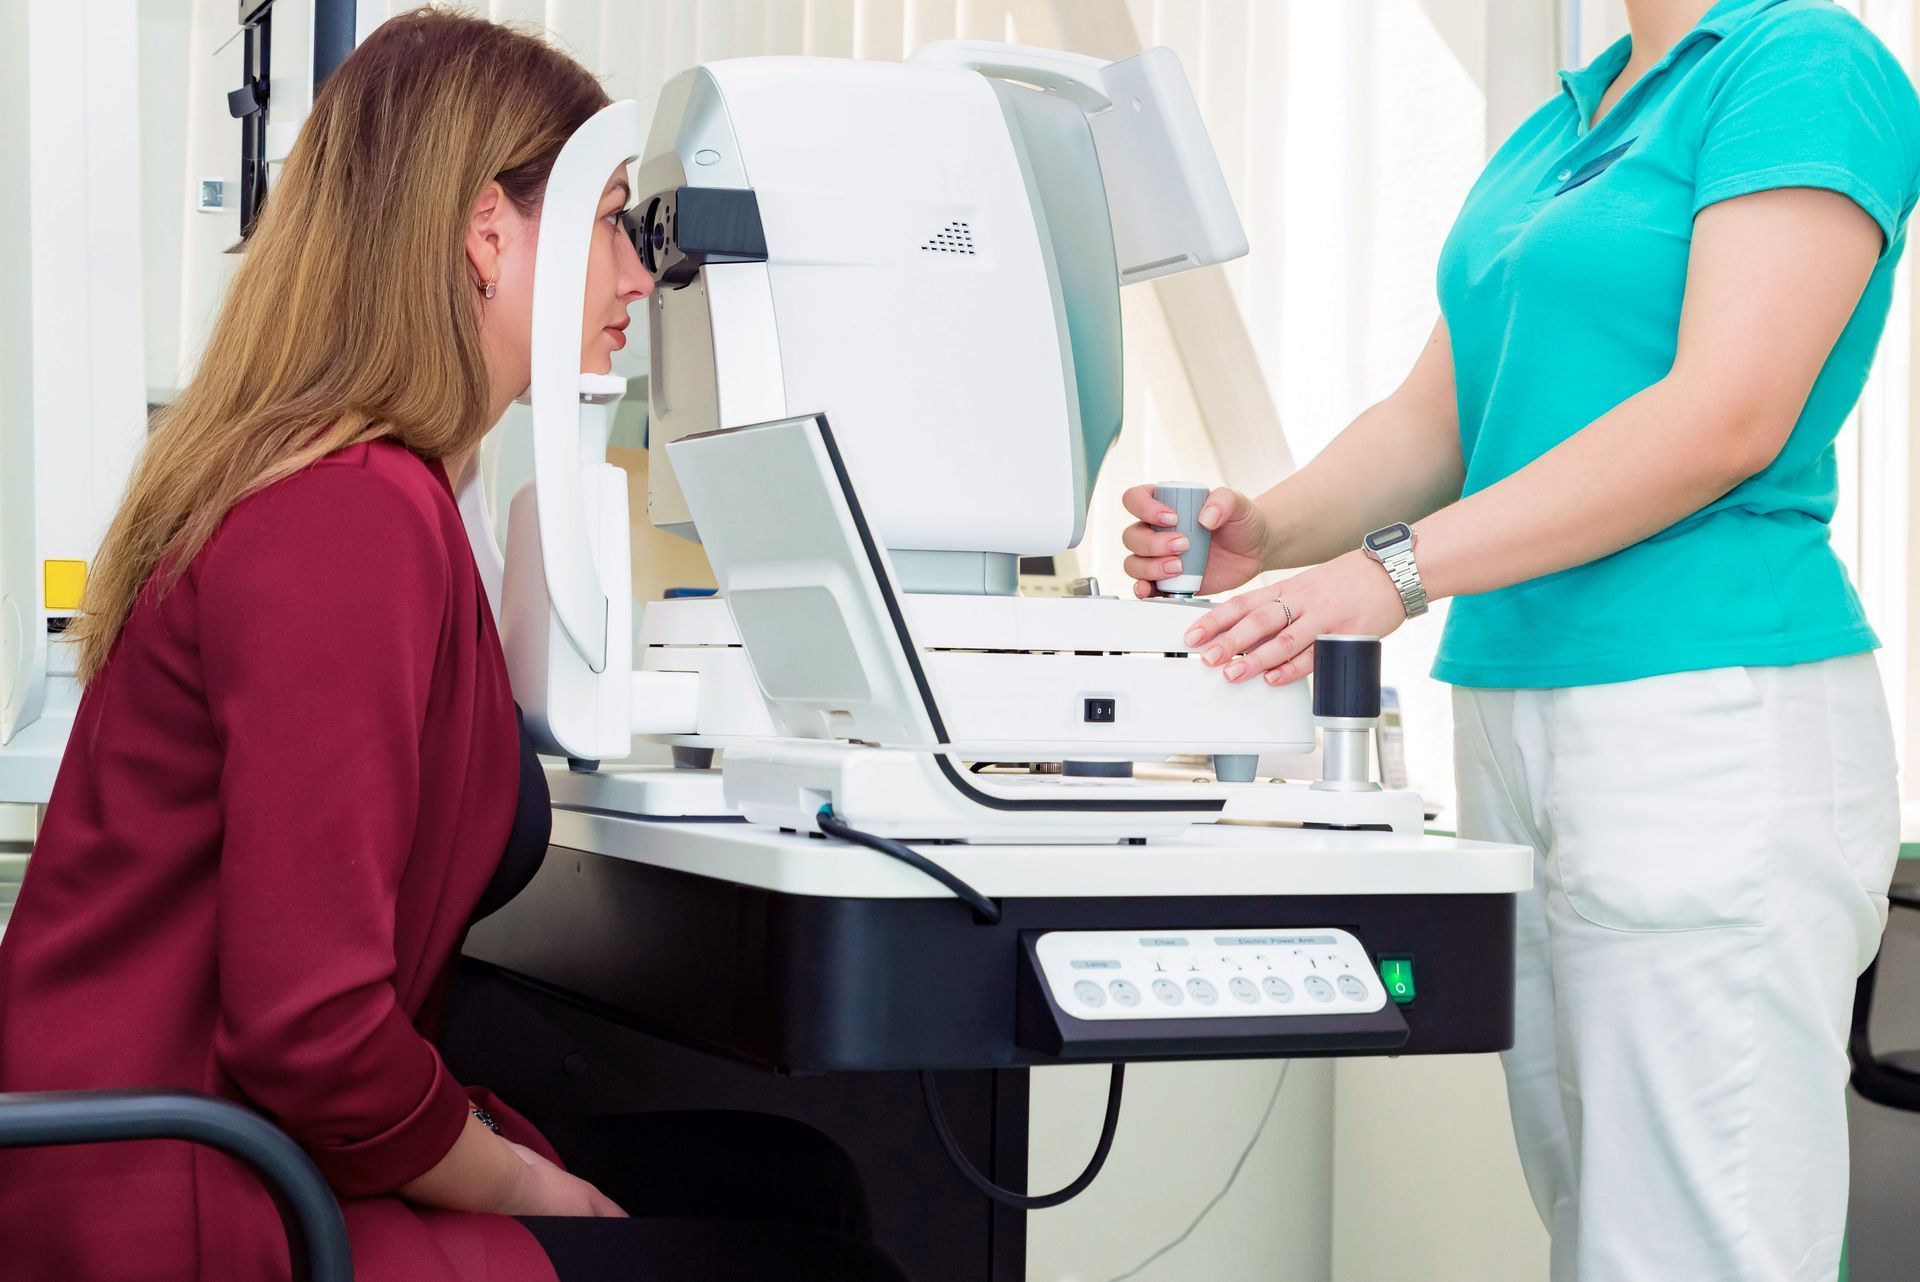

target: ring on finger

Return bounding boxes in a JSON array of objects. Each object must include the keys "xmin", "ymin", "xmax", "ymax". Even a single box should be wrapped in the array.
[{"xmin": 1277, "ymin": 598, "xmax": 1295, "ymax": 630}]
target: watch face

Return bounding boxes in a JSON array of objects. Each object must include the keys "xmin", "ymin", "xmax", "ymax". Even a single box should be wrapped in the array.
[{"xmin": 1366, "ymin": 523, "xmax": 1411, "ymax": 552}]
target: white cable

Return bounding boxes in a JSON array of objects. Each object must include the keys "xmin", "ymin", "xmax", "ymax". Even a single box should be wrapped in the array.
[{"xmin": 1101, "ymin": 1061, "xmax": 1293, "ymax": 1282}]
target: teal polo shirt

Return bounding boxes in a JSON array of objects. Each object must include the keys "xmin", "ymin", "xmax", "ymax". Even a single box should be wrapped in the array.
[{"xmin": 1432, "ymin": 0, "xmax": 1920, "ymax": 689}]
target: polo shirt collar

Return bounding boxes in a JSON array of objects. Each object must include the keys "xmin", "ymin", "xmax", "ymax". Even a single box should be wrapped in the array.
[
  {"xmin": 1556, "ymin": 0, "xmax": 1791, "ymax": 132},
  {"xmin": 1696, "ymin": 0, "xmax": 1792, "ymax": 36},
  {"xmin": 1558, "ymin": 37, "xmax": 1633, "ymax": 130}
]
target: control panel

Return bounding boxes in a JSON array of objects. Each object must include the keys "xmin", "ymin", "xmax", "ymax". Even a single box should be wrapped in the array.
[{"xmin": 1034, "ymin": 928, "xmax": 1388, "ymax": 1021}]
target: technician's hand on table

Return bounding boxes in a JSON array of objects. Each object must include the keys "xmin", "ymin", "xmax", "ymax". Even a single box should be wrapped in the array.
[
  {"xmin": 1120, "ymin": 484, "xmax": 1270, "ymax": 598},
  {"xmin": 1183, "ymin": 553, "xmax": 1406, "ymax": 687}
]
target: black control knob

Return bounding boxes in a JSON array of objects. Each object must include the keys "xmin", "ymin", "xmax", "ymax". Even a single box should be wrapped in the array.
[{"xmin": 1311, "ymin": 635, "xmax": 1382, "ymax": 720}]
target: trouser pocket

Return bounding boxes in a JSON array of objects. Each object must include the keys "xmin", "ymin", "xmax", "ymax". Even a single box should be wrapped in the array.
[{"xmin": 1550, "ymin": 666, "xmax": 1770, "ymax": 932}]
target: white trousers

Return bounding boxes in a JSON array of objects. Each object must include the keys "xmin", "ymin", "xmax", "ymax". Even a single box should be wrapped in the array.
[{"xmin": 1453, "ymin": 654, "xmax": 1901, "ymax": 1282}]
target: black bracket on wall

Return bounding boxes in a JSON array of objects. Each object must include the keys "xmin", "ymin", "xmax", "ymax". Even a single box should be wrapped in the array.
[{"xmin": 229, "ymin": 0, "xmax": 358, "ymax": 241}]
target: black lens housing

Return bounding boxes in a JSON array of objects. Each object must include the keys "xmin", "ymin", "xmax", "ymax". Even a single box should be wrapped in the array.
[{"xmin": 632, "ymin": 186, "xmax": 767, "ymax": 288}]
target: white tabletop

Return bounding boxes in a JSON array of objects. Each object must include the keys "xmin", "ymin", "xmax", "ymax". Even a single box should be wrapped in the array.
[{"xmin": 550, "ymin": 806, "xmax": 1534, "ymax": 900}]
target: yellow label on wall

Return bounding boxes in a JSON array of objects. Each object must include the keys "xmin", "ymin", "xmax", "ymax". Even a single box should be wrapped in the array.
[{"xmin": 43, "ymin": 560, "xmax": 87, "ymax": 611}]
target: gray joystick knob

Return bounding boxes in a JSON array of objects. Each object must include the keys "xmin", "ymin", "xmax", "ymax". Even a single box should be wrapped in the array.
[{"xmin": 1152, "ymin": 483, "xmax": 1212, "ymax": 598}]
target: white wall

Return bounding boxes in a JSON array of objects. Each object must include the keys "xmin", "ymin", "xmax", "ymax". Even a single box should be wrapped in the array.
[
  {"xmin": 1028, "ymin": 1060, "xmax": 1332, "ymax": 1282},
  {"xmin": 1332, "ymin": 1055, "xmax": 1542, "ymax": 1282},
  {"xmin": 140, "ymin": 0, "xmax": 245, "ymax": 403}
]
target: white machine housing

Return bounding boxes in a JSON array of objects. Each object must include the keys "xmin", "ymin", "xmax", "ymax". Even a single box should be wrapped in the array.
[
  {"xmin": 638, "ymin": 45, "xmax": 1210, "ymax": 556},
  {"xmin": 630, "ymin": 44, "xmax": 1316, "ymax": 765},
  {"xmin": 637, "ymin": 594, "xmax": 1317, "ymax": 761},
  {"xmin": 502, "ymin": 43, "xmax": 1422, "ymax": 836}
]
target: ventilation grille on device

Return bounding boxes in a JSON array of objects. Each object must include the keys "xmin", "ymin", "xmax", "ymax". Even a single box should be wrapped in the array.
[{"xmin": 921, "ymin": 220, "xmax": 976, "ymax": 255}]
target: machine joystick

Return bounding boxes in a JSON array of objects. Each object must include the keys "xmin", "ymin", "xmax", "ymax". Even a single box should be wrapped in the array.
[
  {"xmin": 1152, "ymin": 482, "xmax": 1212, "ymax": 598},
  {"xmin": 1310, "ymin": 635, "xmax": 1383, "ymax": 793}
]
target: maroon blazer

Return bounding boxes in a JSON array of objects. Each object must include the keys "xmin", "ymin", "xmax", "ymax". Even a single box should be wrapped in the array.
[{"xmin": 0, "ymin": 442, "xmax": 560, "ymax": 1281}]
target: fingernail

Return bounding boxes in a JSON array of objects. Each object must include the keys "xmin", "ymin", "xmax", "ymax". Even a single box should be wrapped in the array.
[
  {"xmin": 1156, "ymin": 512, "xmax": 1178, "ymax": 525},
  {"xmin": 1183, "ymin": 626, "xmax": 1203, "ymax": 645},
  {"xmin": 1224, "ymin": 661, "xmax": 1247, "ymax": 681},
  {"xmin": 1265, "ymin": 671, "xmax": 1284, "ymax": 686},
  {"xmin": 1204, "ymin": 647, "xmax": 1224, "ymax": 665},
  {"xmin": 1165, "ymin": 560, "xmax": 1184, "ymax": 575},
  {"xmin": 1199, "ymin": 507, "xmax": 1218, "ymax": 527},
  {"xmin": 1171, "ymin": 536, "xmax": 1189, "ymax": 553}
]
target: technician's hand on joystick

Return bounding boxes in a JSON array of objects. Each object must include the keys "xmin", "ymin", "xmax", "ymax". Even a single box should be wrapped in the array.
[
  {"xmin": 1120, "ymin": 483, "xmax": 1270, "ymax": 599},
  {"xmin": 1123, "ymin": 480, "xmax": 1410, "ymax": 687}
]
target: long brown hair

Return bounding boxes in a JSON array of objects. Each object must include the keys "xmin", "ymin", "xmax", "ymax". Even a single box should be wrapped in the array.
[{"xmin": 72, "ymin": 8, "xmax": 607, "ymax": 683}]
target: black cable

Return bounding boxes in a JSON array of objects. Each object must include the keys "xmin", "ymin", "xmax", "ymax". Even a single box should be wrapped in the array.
[
  {"xmin": 814, "ymin": 807, "xmax": 1123, "ymax": 1208},
  {"xmin": 921, "ymin": 1064, "xmax": 1126, "ymax": 1210},
  {"xmin": 815, "ymin": 806, "xmax": 1000, "ymax": 924}
]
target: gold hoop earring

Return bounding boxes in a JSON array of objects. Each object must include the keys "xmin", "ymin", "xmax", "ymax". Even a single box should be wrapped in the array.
[{"xmin": 482, "ymin": 279, "xmax": 497, "ymax": 300}]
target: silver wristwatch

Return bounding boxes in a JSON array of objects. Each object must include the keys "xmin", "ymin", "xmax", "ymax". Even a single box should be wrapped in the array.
[{"xmin": 1362, "ymin": 523, "xmax": 1428, "ymax": 619}]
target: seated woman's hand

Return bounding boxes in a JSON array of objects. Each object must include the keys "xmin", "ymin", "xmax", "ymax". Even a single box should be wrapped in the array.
[
  {"xmin": 1182, "ymin": 551, "xmax": 1408, "ymax": 686},
  {"xmin": 1120, "ymin": 484, "xmax": 1271, "ymax": 598},
  {"xmin": 496, "ymin": 1141, "xmax": 629, "ymax": 1218}
]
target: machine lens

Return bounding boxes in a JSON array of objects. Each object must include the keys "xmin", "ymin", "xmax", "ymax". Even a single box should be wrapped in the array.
[{"xmin": 638, "ymin": 196, "xmax": 665, "ymax": 274}]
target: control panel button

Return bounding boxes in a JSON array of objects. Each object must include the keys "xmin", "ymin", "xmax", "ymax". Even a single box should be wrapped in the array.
[
  {"xmin": 1304, "ymin": 975, "xmax": 1336, "ymax": 1003},
  {"xmin": 1109, "ymin": 979, "xmax": 1142, "ymax": 1008},
  {"xmin": 1151, "ymin": 978, "xmax": 1184, "ymax": 1006},
  {"xmin": 1074, "ymin": 980, "xmax": 1107, "ymax": 1008},
  {"xmin": 1186, "ymin": 978, "xmax": 1218, "ymax": 1005},
  {"xmin": 1262, "ymin": 976, "xmax": 1294, "ymax": 1003},
  {"xmin": 1228, "ymin": 977, "xmax": 1259, "ymax": 1004},
  {"xmin": 1337, "ymin": 974, "xmax": 1369, "ymax": 1001}
]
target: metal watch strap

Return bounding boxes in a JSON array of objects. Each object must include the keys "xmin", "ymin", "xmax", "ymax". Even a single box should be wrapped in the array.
[{"xmin": 1379, "ymin": 547, "xmax": 1428, "ymax": 619}]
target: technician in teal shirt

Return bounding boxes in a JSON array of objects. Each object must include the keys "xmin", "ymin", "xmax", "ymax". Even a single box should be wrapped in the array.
[{"xmin": 1121, "ymin": 1, "xmax": 1919, "ymax": 1277}]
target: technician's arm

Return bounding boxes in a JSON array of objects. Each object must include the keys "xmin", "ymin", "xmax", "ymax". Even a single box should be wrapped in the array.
[
  {"xmin": 1192, "ymin": 186, "xmax": 1883, "ymax": 684},
  {"xmin": 1418, "ymin": 187, "xmax": 1878, "ymax": 598},
  {"xmin": 1122, "ymin": 318, "xmax": 1464, "ymax": 594}
]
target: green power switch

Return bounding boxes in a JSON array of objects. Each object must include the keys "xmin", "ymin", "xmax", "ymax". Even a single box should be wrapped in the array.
[{"xmin": 1379, "ymin": 956, "xmax": 1416, "ymax": 1004}]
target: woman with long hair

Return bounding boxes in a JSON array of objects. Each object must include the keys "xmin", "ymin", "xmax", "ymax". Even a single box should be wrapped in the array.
[
  {"xmin": 1122, "ymin": 0, "xmax": 1915, "ymax": 1278},
  {"xmin": 0, "ymin": 11, "xmax": 906, "ymax": 1281}
]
